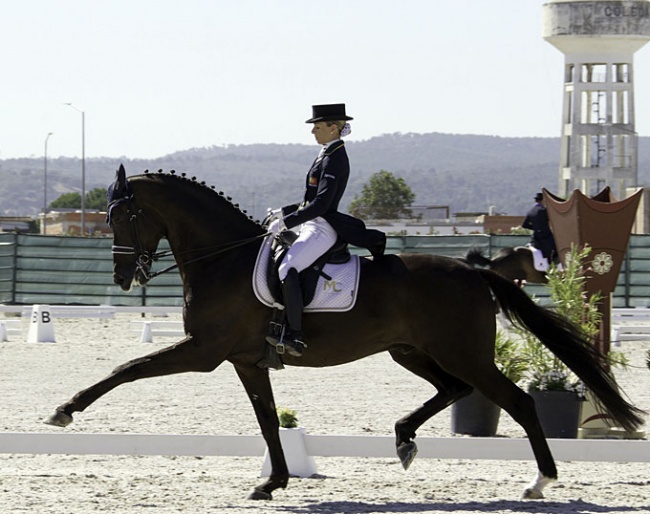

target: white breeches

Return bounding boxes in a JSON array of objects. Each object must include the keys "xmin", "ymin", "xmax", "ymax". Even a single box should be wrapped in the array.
[{"xmin": 269, "ymin": 217, "xmax": 338, "ymax": 281}]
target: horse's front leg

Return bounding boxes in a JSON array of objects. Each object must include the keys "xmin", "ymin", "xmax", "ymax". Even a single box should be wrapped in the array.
[
  {"xmin": 45, "ymin": 335, "xmax": 223, "ymax": 426},
  {"xmin": 234, "ymin": 364, "xmax": 288, "ymax": 501}
]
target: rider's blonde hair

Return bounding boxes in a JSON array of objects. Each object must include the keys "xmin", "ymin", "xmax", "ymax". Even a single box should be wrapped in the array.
[{"xmin": 327, "ymin": 120, "xmax": 346, "ymax": 132}]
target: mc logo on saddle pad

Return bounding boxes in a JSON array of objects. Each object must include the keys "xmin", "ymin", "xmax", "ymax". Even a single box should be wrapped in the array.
[{"xmin": 252, "ymin": 234, "xmax": 360, "ymax": 312}]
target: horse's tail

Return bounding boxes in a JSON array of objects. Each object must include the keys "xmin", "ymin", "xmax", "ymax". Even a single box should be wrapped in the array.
[
  {"xmin": 478, "ymin": 268, "xmax": 646, "ymax": 432},
  {"xmin": 465, "ymin": 247, "xmax": 493, "ymax": 268}
]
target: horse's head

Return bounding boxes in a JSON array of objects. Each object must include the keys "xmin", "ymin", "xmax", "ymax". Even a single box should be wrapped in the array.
[{"xmin": 106, "ymin": 165, "xmax": 165, "ymax": 290}]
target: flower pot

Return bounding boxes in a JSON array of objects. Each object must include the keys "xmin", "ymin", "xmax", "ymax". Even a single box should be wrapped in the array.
[
  {"xmin": 530, "ymin": 390, "xmax": 582, "ymax": 438},
  {"xmin": 451, "ymin": 391, "xmax": 501, "ymax": 437}
]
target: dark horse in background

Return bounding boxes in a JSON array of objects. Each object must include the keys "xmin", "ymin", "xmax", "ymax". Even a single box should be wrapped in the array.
[
  {"xmin": 466, "ymin": 246, "xmax": 549, "ymax": 284},
  {"xmin": 45, "ymin": 166, "xmax": 644, "ymax": 501}
]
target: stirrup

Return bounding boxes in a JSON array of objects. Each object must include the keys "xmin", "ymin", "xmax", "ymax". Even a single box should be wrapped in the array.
[
  {"xmin": 265, "ymin": 321, "xmax": 283, "ymax": 346},
  {"xmin": 276, "ymin": 336, "xmax": 307, "ymax": 357}
]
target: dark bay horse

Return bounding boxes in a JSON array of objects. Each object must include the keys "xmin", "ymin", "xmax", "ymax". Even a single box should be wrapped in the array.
[
  {"xmin": 466, "ymin": 246, "xmax": 548, "ymax": 284},
  {"xmin": 45, "ymin": 166, "xmax": 644, "ymax": 500}
]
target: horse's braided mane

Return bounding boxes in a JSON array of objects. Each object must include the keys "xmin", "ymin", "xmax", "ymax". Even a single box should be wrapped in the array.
[{"xmin": 141, "ymin": 169, "xmax": 263, "ymax": 227}]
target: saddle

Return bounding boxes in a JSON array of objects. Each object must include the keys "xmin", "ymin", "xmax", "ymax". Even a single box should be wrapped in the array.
[
  {"xmin": 527, "ymin": 245, "xmax": 550, "ymax": 272},
  {"xmin": 266, "ymin": 229, "xmax": 352, "ymax": 306},
  {"xmin": 252, "ymin": 229, "xmax": 361, "ymax": 313}
]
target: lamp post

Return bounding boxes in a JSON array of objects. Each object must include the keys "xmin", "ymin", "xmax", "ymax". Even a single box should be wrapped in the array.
[
  {"xmin": 43, "ymin": 132, "xmax": 53, "ymax": 234},
  {"xmin": 64, "ymin": 103, "xmax": 86, "ymax": 235}
]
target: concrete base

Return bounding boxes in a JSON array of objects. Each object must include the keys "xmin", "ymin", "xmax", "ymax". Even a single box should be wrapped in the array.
[
  {"xmin": 260, "ymin": 427, "xmax": 318, "ymax": 478},
  {"xmin": 578, "ymin": 427, "xmax": 646, "ymax": 440},
  {"xmin": 578, "ymin": 390, "xmax": 645, "ymax": 440}
]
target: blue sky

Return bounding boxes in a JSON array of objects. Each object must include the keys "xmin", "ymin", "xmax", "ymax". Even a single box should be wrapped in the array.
[{"xmin": 2, "ymin": 0, "xmax": 650, "ymax": 159}]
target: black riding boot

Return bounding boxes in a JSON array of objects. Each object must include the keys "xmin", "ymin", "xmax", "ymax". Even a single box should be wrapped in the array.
[{"xmin": 277, "ymin": 268, "xmax": 306, "ymax": 357}]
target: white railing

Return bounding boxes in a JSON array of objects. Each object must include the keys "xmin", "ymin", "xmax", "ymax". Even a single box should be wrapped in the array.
[
  {"xmin": 611, "ymin": 307, "xmax": 650, "ymax": 343},
  {"xmin": 0, "ymin": 304, "xmax": 185, "ymax": 343},
  {"xmin": 0, "ymin": 304, "xmax": 182, "ymax": 316},
  {"xmin": 0, "ymin": 432, "xmax": 647, "ymax": 463},
  {"xmin": 4, "ymin": 305, "xmax": 650, "ymax": 344}
]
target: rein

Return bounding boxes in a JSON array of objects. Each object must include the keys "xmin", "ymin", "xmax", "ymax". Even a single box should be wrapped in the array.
[
  {"xmin": 144, "ymin": 233, "xmax": 269, "ymax": 280},
  {"xmin": 108, "ymin": 195, "xmax": 269, "ymax": 282}
]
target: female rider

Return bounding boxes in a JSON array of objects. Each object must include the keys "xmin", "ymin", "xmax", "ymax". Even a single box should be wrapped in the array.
[{"xmin": 267, "ymin": 103, "xmax": 385, "ymax": 357}]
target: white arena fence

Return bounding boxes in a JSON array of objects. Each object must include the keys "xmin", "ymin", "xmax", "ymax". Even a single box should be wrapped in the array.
[
  {"xmin": 0, "ymin": 432, "xmax": 648, "ymax": 464},
  {"xmin": 4, "ymin": 304, "xmax": 650, "ymax": 344},
  {"xmin": 0, "ymin": 304, "xmax": 185, "ymax": 343}
]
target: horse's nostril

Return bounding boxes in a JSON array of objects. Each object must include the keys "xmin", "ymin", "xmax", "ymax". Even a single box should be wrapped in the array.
[{"xmin": 114, "ymin": 274, "xmax": 125, "ymax": 286}]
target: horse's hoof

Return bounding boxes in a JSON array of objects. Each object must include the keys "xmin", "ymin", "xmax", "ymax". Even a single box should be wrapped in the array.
[
  {"xmin": 44, "ymin": 410, "xmax": 73, "ymax": 427},
  {"xmin": 521, "ymin": 487, "xmax": 544, "ymax": 500},
  {"xmin": 522, "ymin": 471, "xmax": 554, "ymax": 499},
  {"xmin": 247, "ymin": 489, "xmax": 272, "ymax": 501},
  {"xmin": 397, "ymin": 441, "xmax": 418, "ymax": 470}
]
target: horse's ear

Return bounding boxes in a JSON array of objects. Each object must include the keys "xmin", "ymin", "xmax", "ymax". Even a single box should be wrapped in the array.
[
  {"xmin": 106, "ymin": 164, "xmax": 132, "ymax": 223},
  {"xmin": 107, "ymin": 164, "xmax": 130, "ymax": 205},
  {"xmin": 116, "ymin": 164, "xmax": 127, "ymax": 189},
  {"xmin": 113, "ymin": 163, "xmax": 131, "ymax": 195}
]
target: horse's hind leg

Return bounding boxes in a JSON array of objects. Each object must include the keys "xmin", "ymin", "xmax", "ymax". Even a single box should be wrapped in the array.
[
  {"xmin": 45, "ymin": 335, "xmax": 223, "ymax": 426},
  {"xmin": 457, "ymin": 366, "xmax": 558, "ymax": 499},
  {"xmin": 389, "ymin": 348, "xmax": 472, "ymax": 470}
]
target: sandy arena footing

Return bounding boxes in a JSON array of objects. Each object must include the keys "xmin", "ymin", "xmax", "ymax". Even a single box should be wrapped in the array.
[{"xmin": 0, "ymin": 314, "xmax": 648, "ymax": 513}]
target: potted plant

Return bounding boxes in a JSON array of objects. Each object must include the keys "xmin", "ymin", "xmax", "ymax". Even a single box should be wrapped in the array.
[
  {"xmin": 276, "ymin": 406, "xmax": 298, "ymax": 428},
  {"xmin": 260, "ymin": 406, "xmax": 317, "ymax": 478},
  {"xmin": 517, "ymin": 244, "xmax": 627, "ymax": 438},
  {"xmin": 451, "ymin": 329, "xmax": 529, "ymax": 436}
]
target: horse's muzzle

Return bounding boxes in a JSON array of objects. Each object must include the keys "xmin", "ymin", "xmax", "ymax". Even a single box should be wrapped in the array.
[
  {"xmin": 114, "ymin": 257, "xmax": 151, "ymax": 291},
  {"xmin": 113, "ymin": 269, "xmax": 149, "ymax": 291},
  {"xmin": 113, "ymin": 272, "xmax": 134, "ymax": 291}
]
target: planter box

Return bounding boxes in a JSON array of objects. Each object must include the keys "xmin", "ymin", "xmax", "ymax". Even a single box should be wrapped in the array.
[
  {"xmin": 260, "ymin": 427, "xmax": 318, "ymax": 478},
  {"xmin": 451, "ymin": 391, "xmax": 501, "ymax": 437},
  {"xmin": 530, "ymin": 390, "xmax": 582, "ymax": 439}
]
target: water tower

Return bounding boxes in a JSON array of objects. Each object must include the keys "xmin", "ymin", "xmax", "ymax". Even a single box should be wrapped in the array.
[{"xmin": 542, "ymin": 0, "xmax": 650, "ymax": 198}]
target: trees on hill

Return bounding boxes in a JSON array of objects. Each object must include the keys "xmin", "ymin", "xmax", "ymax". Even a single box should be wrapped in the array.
[
  {"xmin": 348, "ymin": 170, "xmax": 415, "ymax": 220},
  {"xmin": 49, "ymin": 188, "xmax": 107, "ymax": 211}
]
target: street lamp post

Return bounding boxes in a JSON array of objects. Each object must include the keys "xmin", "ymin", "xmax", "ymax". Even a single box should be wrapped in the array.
[
  {"xmin": 43, "ymin": 132, "xmax": 53, "ymax": 234},
  {"xmin": 64, "ymin": 103, "xmax": 86, "ymax": 235}
]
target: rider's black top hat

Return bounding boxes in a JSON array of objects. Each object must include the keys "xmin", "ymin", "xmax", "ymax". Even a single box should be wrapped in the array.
[
  {"xmin": 535, "ymin": 192, "xmax": 544, "ymax": 202},
  {"xmin": 305, "ymin": 103, "xmax": 353, "ymax": 123}
]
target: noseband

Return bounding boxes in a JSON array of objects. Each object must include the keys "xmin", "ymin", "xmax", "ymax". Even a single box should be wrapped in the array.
[{"xmin": 107, "ymin": 194, "xmax": 269, "ymax": 282}]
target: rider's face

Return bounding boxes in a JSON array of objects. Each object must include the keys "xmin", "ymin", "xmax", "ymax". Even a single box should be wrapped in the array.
[{"xmin": 311, "ymin": 122, "xmax": 339, "ymax": 145}]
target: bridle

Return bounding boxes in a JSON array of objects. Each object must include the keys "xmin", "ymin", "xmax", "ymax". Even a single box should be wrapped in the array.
[{"xmin": 107, "ymin": 194, "xmax": 269, "ymax": 282}]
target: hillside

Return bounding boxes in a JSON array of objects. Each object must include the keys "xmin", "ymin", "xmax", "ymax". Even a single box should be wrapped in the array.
[{"xmin": 2, "ymin": 132, "xmax": 650, "ymax": 221}]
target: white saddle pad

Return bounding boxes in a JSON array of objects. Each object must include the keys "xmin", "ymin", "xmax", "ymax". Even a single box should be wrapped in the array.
[
  {"xmin": 528, "ymin": 246, "xmax": 549, "ymax": 272},
  {"xmin": 252, "ymin": 234, "xmax": 361, "ymax": 312}
]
